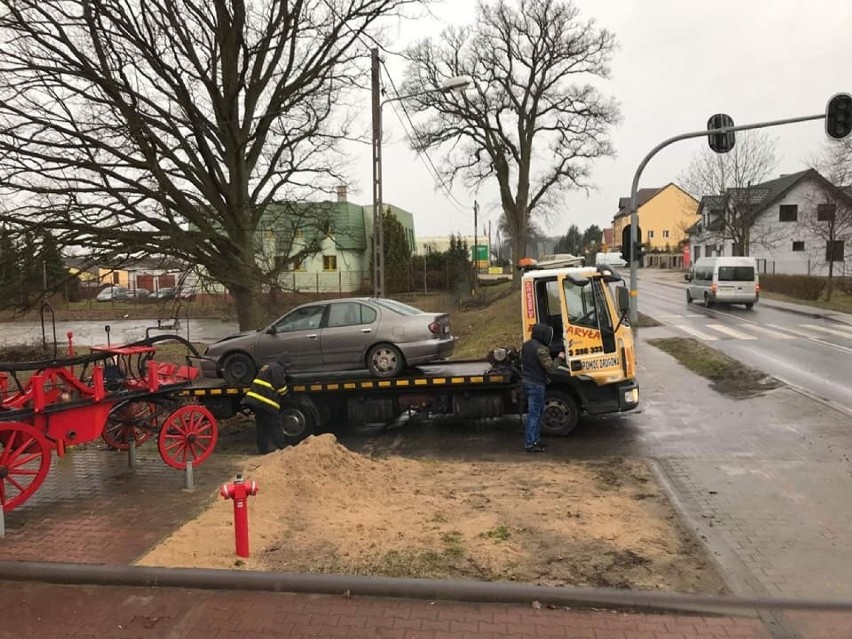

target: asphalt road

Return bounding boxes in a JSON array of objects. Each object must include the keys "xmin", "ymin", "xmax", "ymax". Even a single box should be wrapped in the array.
[{"xmin": 633, "ymin": 269, "xmax": 852, "ymax": 412}]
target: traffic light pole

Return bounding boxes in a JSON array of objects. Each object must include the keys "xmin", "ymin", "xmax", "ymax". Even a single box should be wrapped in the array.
[{"xmin": 627, "ymin": 112, "xmax": 825, "ymax": 330}]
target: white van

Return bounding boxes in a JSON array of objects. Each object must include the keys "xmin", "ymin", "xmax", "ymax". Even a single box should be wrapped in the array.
[
  {"xmin": 595, "ymin": 252, "xmax": 628, "ymax": 268},
  {"xmin": 685, "ymin": 257, "xmax": 759, "ymax": 309}
]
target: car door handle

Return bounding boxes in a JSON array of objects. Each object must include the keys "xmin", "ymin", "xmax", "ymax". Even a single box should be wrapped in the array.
[
  {"xmin": 361, "ymin": 328, "xmax": 372, "ymax": 333},
  {"xmin": 306, "ymin": 334, "xmax": 318, "ymax": 339}
]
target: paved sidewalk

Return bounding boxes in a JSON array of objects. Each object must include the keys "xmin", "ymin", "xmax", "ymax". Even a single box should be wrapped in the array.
[{"xmin": 0, "ymin": 581, "xmax": 773, "ymax": 639}]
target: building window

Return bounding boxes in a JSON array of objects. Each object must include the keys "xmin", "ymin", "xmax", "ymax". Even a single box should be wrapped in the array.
[
  {"xmin": 826, "ymin": 240, "xmax": 845, "ymax": 262},
  {"xmin": 792, "ymin": 241, "xmax": 805, "ymax": 252},
  {"xmin": 779, "ymin": 204, "xmax": 798, "ymax": 222},
  {"xmin": 323, "ymin": 255, "xmax": 337, "ymax": 271},
  {"xmin": 817, "ymin": 203, "xmax": 836, "ymax": 222},
  {"xmin": 647, "ymin": 230, "xmax": 655, "ymax": 239},
  {"xmin": 705, "ymin": 244, "xmax": 714, "ymax": 257},
  {"xmin": 662, "ymin": 230, "xmax": 670, "ymax": 239},
  {"xmin": 694, "ymin": 246, "xmax": 701, "ymax": 260}
]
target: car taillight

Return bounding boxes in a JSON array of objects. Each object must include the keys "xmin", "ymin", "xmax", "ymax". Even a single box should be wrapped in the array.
[
  {"xmin": 710, "ymin": 283, "xmax": 717, "ymax": 293},
  {"xmin": 428, "ymin": 321, "xmax": 442, "ymax": 334},
  {"xmin": 755, "ymin": 283, "xmax": 760, "ymax": 293}
]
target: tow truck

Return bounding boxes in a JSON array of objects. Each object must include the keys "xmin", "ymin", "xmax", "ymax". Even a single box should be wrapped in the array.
[{"xmin": 182, "ymin": 259, "xmax": 639, "ymax": 446}]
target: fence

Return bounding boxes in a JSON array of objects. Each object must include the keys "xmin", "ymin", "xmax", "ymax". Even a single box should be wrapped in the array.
[
  {"xmin": 285, "ymin": 265, "xmax": 483, "ymax": 297},
  {"xmin": 755, "ymin": 259, "xmax": 849, "ymax": 277}
]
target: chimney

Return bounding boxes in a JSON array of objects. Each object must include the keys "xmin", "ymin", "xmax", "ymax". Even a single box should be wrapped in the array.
[{"xmin": 336, "ymin": 184, "xmax": 348, "ymax": 203}]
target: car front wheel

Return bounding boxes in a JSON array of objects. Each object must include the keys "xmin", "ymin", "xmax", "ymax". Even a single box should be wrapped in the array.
[
  {"xmin": 367, "ymin": 343, "xmax": 405, "ymax": 378},
  {"xmin": 221, "ymin": 353, "xmax": 257, "ymax": 386}
]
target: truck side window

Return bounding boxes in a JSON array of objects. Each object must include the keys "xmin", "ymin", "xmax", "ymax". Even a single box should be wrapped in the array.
[{"xmin": 563, "ymin": 281, "xmax": 598, "ymax": 328}]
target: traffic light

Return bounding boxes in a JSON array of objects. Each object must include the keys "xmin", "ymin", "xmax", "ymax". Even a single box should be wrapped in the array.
[
  {"xmin": 632, "ymin": 241, "xmax": 646, "ymax": 265},
  {"xmin": 707, "ymin": 113, "xmax": 735, "ymax": 153},
  {"xmin": 826, "ymin": 93, "xmax": 852, "ymax": 140}
]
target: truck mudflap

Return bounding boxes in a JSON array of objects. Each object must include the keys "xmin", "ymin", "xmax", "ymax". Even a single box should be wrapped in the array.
[{"xmin": 574, "ymin": 378, "xmax": 639, "ymax": 416}]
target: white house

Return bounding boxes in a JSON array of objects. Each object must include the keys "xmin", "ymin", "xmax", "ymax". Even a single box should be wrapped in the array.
[{"xmin": 687, "ymin": 169, "xmax": 851, "ymax": 276}]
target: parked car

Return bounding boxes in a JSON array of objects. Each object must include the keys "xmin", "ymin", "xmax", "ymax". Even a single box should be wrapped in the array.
[
  {"xmin": 122, "ymin": 287, "xmax": 151, "ymax": 300},
  {"xmin": 200, "ymin": 297, "xmax": 456, "ymax": 384},
  {"xmin": 96, "ymin": 286, "xmax": 129, "ymax": 302},
  {"xmin": 152, "ymin": 287, "xmax": 176, "ymax": 300},
  {"xmin": 595, "ymin": 251, "xmax": 628, "ymax": 268}
]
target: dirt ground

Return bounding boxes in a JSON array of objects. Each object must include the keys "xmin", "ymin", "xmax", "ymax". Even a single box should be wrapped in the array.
[{"xmin": 138, "ymin": 434, "xmax": 725, "ymax": 594}]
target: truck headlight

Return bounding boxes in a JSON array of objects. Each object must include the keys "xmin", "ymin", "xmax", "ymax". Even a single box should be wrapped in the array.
[{"xmin": 624, "ymin": 389, "xmax": 639, "ymax": 404}]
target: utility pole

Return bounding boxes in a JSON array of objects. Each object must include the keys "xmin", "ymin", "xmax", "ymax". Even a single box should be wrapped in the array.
[
  {"xmin": 473, "ymin": 201, "xmax": 479, "ymax": 296},
  {"xmin": 371, "ymin": 48, "xmax": 384, "ymax": 298},
  {"xmin": 487, "ymin": 220, "xmax": 492, "ymax": 270}
]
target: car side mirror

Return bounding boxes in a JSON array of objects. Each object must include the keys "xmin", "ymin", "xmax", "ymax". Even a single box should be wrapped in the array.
[
  {"xmin": 616, "ymin": 286, "xmax": 629, "ymax": 314},
  {"xmin": 267, "ymin": 325, "xmax": 277, "ymax": 335}
]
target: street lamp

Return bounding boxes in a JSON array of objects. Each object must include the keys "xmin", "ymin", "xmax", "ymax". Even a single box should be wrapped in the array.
[{"xmin": 371, "ymin": 47, "xmax": 470, "ymax": 297}]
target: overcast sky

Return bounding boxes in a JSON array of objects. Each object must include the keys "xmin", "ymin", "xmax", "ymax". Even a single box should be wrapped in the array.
[{"xmin": 343, "ymin": 0, "xmax": 852, "ymax": 243}]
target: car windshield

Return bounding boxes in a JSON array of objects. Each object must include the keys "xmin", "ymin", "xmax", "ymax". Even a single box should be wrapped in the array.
[
  {"xmin": 373, "ymin": 299, "xmax": 423, "ymax": 315},
  {"xmin": 718, "ymin": 266, "xmax": 755, "ymax": 281}
]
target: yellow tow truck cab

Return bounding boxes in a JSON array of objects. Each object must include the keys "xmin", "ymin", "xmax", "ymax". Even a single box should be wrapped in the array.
[{"xmin": 520, "ymin": 259, "xmax": 639, "ymax": 430}]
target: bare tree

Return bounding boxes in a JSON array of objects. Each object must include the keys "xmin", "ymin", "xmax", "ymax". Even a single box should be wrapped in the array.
[
  {"xmin": 804, "ymin": 139, "xmax": 852, "ymax": 300},
  {"xmin": 0, "ymin": 0, "xmax": 418, "ymax": 329},
  {"xmin": 402, "ymin": 0, "xmax": 619, "ymax": 284},
  {"xmin": 679, "ymin": 131, "xmax": 779, "ymax": 256}
]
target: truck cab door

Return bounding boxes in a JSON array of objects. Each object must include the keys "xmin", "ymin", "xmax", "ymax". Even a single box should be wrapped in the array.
[{"xmin": 560, "ymin": 276, "xmax": 619, "ymax": 372}]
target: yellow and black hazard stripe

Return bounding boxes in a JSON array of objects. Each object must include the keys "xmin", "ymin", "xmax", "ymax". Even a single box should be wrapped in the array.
[{"xmin": 176, "ymin": 374, "xmax": 509, "ymax": 398}]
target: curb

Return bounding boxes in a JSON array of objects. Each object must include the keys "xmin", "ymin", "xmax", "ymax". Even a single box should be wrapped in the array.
[{"xmin": 2, "ymin": 560, "xmax": 852, "ymax": 617}]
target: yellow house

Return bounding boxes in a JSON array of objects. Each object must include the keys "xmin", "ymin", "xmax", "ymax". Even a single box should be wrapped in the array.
[{"xmin": 612, "ymin": 183, "xmax": 699, "ymax": 254}]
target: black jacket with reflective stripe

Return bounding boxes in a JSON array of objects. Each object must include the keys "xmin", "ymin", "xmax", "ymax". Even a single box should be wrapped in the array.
[{"xmin": 242, "ymin": 361, "xmax": 290, "ymax": 415}]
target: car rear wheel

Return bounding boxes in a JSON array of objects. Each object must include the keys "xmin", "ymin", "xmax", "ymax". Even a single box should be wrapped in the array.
[
  {"xmin": 745, "ymin": 302, "xmax": 754, "ymax": 310},
  {"xmin": 686, "ymin": 289, "xmax": 693, "ymax": 304},
  {"xmin": 366, "ymin": 343, "xmax": 405, "ymax": 378},
  {"xmin": 221, "ymin": 353, "xmax": 257, "ymax": 386},
  {"xmin": 703, "ymin": 293, "xmax": 713, "ymax": 308}
]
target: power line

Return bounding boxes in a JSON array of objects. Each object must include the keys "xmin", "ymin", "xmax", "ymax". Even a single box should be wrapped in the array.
[{"xmin": 380, "ymin": 63, "xmax": 472, "ymax": 219}]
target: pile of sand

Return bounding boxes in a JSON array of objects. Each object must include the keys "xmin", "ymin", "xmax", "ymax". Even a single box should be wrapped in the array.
[{"xmin": 137, "ymin": 434, "xmax": 723, "ymax": 592}]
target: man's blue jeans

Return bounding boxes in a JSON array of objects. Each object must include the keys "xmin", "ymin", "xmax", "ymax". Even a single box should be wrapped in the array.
[{"xmin": 523, "ymin": 382, "xmax": 546, "ymax": 448}]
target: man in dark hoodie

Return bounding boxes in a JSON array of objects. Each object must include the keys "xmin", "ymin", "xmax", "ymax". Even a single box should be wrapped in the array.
[
  {"xmin": 242, "ymin": 353, "xmax": 293, "ymax": 454},
  {"xmin": 520, "ymin": 323, "xmax": 565, "ymax": 453}
]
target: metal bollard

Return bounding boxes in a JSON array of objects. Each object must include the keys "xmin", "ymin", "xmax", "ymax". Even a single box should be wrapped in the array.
[
  {"xmin": 127, "ymin": 439, "xmax": 136, "ymax": 470},
  {"xmin": 0, "ymin": 505, "xmax": 5, "ymax": 539},
  {"xmin": 183, "ymin": 460, "xmax": 195, "ymax": 491}
]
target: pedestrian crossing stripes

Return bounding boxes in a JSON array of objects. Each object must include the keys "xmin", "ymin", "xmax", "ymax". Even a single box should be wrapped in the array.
[{"xmin": 667, "ymin": 321, "xmax": 852, "ymax": 342}]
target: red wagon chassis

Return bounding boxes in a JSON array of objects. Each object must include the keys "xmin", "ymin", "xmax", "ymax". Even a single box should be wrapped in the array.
[{"xmin": 0, "ymin": 336, "xmax": 218, "ymax": 512}]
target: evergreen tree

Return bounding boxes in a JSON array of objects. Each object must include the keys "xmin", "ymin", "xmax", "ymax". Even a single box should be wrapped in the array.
[
  {"xmin": 383, "ymin": 208, "xmax": 413, "ymax": 294},
  {"xmin": 0, "ymin": 230, "xmax": 21, "ymax": 309}
]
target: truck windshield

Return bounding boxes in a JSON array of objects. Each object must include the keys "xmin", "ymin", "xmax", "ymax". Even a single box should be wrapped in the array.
[{"xmin": 562, "ymin": 279, "xmax": 612, "ymax": 330}]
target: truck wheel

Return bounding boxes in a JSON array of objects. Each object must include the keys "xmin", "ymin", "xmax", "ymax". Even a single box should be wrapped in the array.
[
  {"xmin": 273, "ymin": 398, "xmax": 318, "ymax": 448},
  {"xmin": 222, "ymin": 353, "xmax": 256, "ymax": 386},
  {"xmin": 703, "ymin": 293, "xmax": 713, "ymax": 308},
  {"xmin": 540, "ymin": 391, "xmax": 579, "ymax": 436},
  {"xmin": 367, "ymin": 343, "xmax": 405, "ymax": 378},
  {"xmin": 745, "ymin": 302, "xmax": 754, "ymax": 310}
]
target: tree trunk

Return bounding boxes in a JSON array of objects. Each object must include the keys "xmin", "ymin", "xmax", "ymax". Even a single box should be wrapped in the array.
[
  {"xmin": 511, "ymin": 227, "xmax": 528, "ymax": 288},
  {"xmin": 231, "ymin": 283, "xmax": 264, "ymax": 331},
  {"xmin": 827, "ymin": 259, "xmax": 834, "ymax": 302}
]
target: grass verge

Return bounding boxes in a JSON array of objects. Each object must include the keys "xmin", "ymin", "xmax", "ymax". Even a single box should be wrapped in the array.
[{"xmin": 647, "ymin": 337, "xmax": 783, "ymax": 399}]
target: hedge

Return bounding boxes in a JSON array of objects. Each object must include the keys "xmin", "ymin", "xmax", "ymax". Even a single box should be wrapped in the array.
[{"xmin": 759, "ymin": 274, "xmax": 825, "ymax": 300}]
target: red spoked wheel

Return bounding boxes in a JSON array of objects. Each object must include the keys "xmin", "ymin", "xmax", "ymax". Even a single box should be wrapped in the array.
[
  {"xmin": 102, "ymin": 401, "xmax": 156, "ymax": 450},
  {"xmin": 157, "ymin": 404, "xmax": 218, "ymax": 470},
  {"xmin": 0, "ymin": 422, "xmax": 51, "ymax": 512}
]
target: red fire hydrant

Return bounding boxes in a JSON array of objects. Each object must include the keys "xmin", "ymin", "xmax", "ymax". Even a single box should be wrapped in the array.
[{"xmin": 220, "ymin": 474, "xmax": 259, "ymax": 558}]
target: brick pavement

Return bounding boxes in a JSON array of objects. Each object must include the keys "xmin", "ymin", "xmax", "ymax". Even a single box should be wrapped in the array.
[
  {"xmin": 0, "ymin": 431, "xmax": 780, "ymax": 638},
  {"xmin": 0, "ymin": 581, "xmax": 773, "ymax": 639}
]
